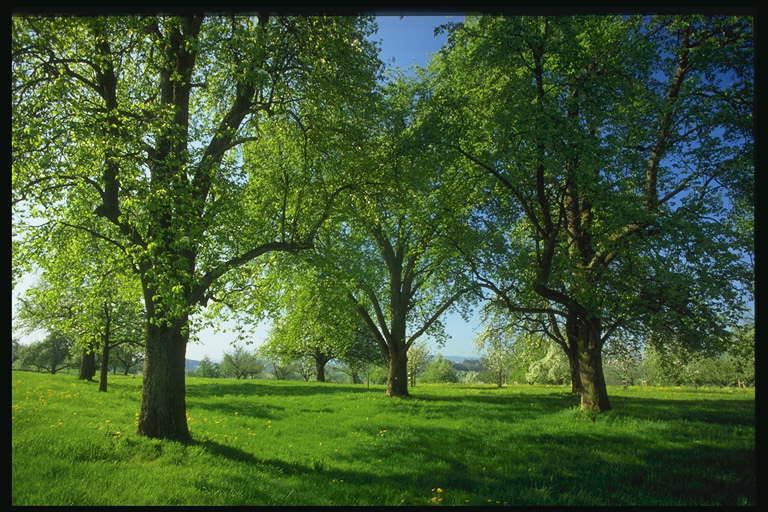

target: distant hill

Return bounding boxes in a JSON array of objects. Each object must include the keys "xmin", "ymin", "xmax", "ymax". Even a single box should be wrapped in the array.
[
  {"xmin": 444, "ymin": 355, "xmax": 480, "ymax": 363},
  {"xmin": 185, "ymin": 359, "xmax": 200, "ymax": 371}
]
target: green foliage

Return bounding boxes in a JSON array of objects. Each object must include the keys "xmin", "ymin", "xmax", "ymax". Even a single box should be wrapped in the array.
[
  {"xmin": 17, "ymin": 332, "xmax": 76, "ymax": 374},
  {"xmin": 219, "ymin": 347, "xmax": 264, "ymax": 379},
  {"xmin": 311, "ymin": 75, "xmax": 479, "ymax": 394},
  {"xmin": 257, "ymin": 261, "xmax": 366, "ymax": 381},
  {"xmin": 109, "ymin": 343, "xmax": 144, "ymax": 375},
  {"xmin": 641, "ymin": 324, "xmax": 754, "ymax": 387},
  {"xmin": 12, "ymin": 339, "xmax": 22, "ymax": 364},
  {"xmin": 406, "ymin": 342, "xmax": 431, "ymax": 386},
  {"xmin": 427, "ymin": 15, "xmax": 753, "ymax": 404},
  {"xmin": 190, "ymin": 356, "xmax": 220, "ymax": 378},
  {"xmin": 421, "ymin": 355, "xmax": 458, "ymax": 383},
  {"xmin": 524, "ymin": 344, "xmax": 570, "ymax": 385},
  {"xmin": 474, "ymin": 314, "xmax": 515, "ymax": 387},
  {"xmin": 603, "ymin": 341, "xmax": 644, "ymax": 387},
  {"xmin": 336, "ymin": 327, "xmax": 387, "ymax": 384}
]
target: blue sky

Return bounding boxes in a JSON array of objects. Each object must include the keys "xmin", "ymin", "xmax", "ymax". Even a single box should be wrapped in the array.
[{"xmin": 373, "ymin": 15, "xmax": 463, "ymax": 71}]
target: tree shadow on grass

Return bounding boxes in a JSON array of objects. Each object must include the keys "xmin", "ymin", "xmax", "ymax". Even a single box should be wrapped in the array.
[
  {"xmin": 608, "ymin": 395, "xmax": 754, "ymax": 426},
  {"xmin": 410, "ymin": 390, "xmax": 753, "ymax": 426},
  {"xmin": 192, "ymin": 417, "xmax": 754, "ymax": 506},
  {"xmin": 185, "ymin": 380, "xmax": 382, "ymax": 399},
  {"xmin": 185, "ymin": 398, "xmax": 285, "ymax": 419}
]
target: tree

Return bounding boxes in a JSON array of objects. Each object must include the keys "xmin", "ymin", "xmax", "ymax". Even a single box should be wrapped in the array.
[
  {"xmin": 220, "ymin": 347, "xmax": 264, "ymax": 379},
  {"xmin": 603, "ymin": 340, "xmax": 643, "ymax": 388},
  {"xmin": 524, "ymin": 343, "xmax": 570, "ymax": 385},
  {"xmin": 14, "ymin": 229, "xmax": 145, "ymax": 392},
  {"xmin": 19, "ymin": 332, "xmax": 75, "ymax": 374},
  {"xmin": 726, "ymin": 324, "xmax": 754, "ymax": 388},
  {"xmin": 428, "ymin": 15, "xmax": 753, "ymax": 411},
  {"xmin": 191, "ymin": 355, "xmax": 220, "ymax": 378},
  {"xmin": 258, "ymin": 262, "xmax": 362, "ymax": 383},
  {"xmin": 479, "ymin": 345, "xmax": 514, "ymax": 389},
  {"xmin": 319, "ymin": 78, "xmax": 477, "ymax": 397},
  {"xmin": 12, "ymin": 339, "xmax": 22, "ymax": 366},
  {"xmin": 421, "ymin": 355, "xmax": 458, "ymax": 383},
  {"xmin": 474, "ymin": 311, "xmax": 516, "ymax": 387},
  {"xmin": 13, "ymin": 15, "xmax": 382, "ymax": 439},
  {"xmin": 110, "ymin": 342, "xmax": 144, "ymax": 375},
  {"xmin": 261, "ymin": 354, "xmax": 297, "ymax": 380},
  {"xmin": 337, "ymin": 325, "xmax": 387, "ymax": 384},
  {"xmin": 406, "ymin": 342, "xmax": 431, "ymax": 387}
]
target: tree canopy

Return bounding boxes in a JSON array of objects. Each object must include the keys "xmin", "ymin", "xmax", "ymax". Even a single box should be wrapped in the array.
[{"xmin": 12, "ymin": 14, "xmax": 753, "ymax": 438}]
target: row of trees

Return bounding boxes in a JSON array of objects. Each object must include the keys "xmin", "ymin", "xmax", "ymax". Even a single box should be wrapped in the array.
[
  {"xmin": 12, "ymin": 334, "xmax": 143, "ymax": 380},
  {"xmin": 191, "ymin": 319, "xmax": 754, "ymax": 389},
  {"xmin": 13, "ymin": 14, "xmax": 753, "ymax": 440}
]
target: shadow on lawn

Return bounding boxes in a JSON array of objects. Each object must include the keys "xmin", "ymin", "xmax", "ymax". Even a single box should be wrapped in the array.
[
  {"xmin": 409, "ymin": 390, "xmax": 753, "ymax": 426},
  {"xmin": 185, "ymin": 398, "xmax": 285, "ymax": 419},
  {"xmin": 185, "ymin": 380, "xmax": 381, "ymax": 399},
  {"xmin": 607, "ymin": 395, "xmax": 754, "ymax": 426},
  {"xmin": 194, "ymin": 418, "xmax": 754, "ymax": 506}
]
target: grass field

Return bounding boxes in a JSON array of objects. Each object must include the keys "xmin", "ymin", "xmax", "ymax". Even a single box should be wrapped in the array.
[{"xmin": 11, "ymin": 371, "xmax": 755, "ymax": 506}]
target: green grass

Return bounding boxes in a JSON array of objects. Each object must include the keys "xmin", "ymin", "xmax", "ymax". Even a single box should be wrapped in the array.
[{"xmin": 12, "ymin": 371, "xmax": 755, "ymax": 506}]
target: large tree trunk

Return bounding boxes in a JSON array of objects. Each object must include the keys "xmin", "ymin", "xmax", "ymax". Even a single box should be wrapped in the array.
[
  {"xmin": 576, "ymin": 318, "xmax": 611, "ymax": 412},
  {"xmin": 137, "ymin": 318, "xmax": 190, "ymax": 441},
  {"xmin": 98, "ymin": 342, "xmax": 110, "ymax": 392},
  {"xmin": 315, "ymin": 356, "xmax": 327, "ymax": 383},
  {"xmin": 387, "ymin": 347, "xmax": 409, "ymax": 397},
  {"xmin": 79, "ymin": 350, "xmax": 96, "ymax": 381}
]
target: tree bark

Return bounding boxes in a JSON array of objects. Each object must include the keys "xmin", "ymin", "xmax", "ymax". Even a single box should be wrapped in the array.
[
  {"xmin": 386, "ymin": 348, "xmax": 409, "ymax": 397},
  {"xmin": 137, "ymin": 318, "xmax": 190, "ymax": 441},
  {"xmin": 567, "ymin": 347, "xmax": 584, "ymax": 394},
  {"xmin": 98, "ymin": 341, "xmax": 110, "ymax": 392},
  {"xmin": 564, "ymin": 312, "xmax": 585, "ymax": 394},
  {"xmin": 576, "ymin": 318, "xmax": 611, "ymax": 412},
  {"xmin": 99, "ymin": 302, "xmax": 111, "ymax": 392},
  {"xmin": 315, "ymin": 356, "xmax": 327, "ymax": 383},
  {"xmin": 79, "ymin": 350, "xmax": 96, "ymax": 381}
]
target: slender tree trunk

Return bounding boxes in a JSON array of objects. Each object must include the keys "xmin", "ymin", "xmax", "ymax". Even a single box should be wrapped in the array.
[
  {"xmin": 99, "ymin": 342, "xmax": 110, "ymax": 392},
  {"xmin": 576, "ymin": 318, "xmax": 611, "ymax": 412},
  {"xmin": 137, "ymin": 317, "xmax": 190, "ymax": 441},
  {"xmin": 567, "ymin": 350, "xmax": 584, "ymax": 394},
  {"xmin": 79, "ymin": 350, "xmax": 96, "ymax": 381},
  {"xmin": 387, "ymin": 347, "xmax": 409, "ymax": 397},
  {"xmin": 564, "ymin": 314, "xmax": 585, "ymax": 394}
]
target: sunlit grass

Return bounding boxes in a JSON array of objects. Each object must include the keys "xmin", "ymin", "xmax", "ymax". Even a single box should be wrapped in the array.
[{"xmin": 12, "ymin": 371, "xmax": 755, "ymax": 506}]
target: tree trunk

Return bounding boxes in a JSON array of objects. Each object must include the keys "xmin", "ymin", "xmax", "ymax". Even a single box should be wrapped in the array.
[
  {"xmin": 386, "ymin": 348, "xmax": 409, "ymax": 397},
  {"xmin": 137, "ymin": 318, "xmax": 190, "ymax": 441},
  {"xmin": 576, "ymin": 318, "xmax": 611, "ymax": 412},
  {"xmin": 351, "ymin": 368, "xmax": 361, "ymax": 384},
  {"xmin": 79, "ymin": 350, "xmax": 96, "ymax": 381},
  {"xmin": 567, "ymin": 350, "xmax": 584, "ymax": 394},
  {"xmin": 564, "ymin": 313, "xmax": 585, "ymax": 394},
  {"xmin": 99, "ymin": 342, "xmax": 110, "ymax": 392},
  {"xmin": 315, "ymin": 356, "xmax": 326, "ymax": 383}
]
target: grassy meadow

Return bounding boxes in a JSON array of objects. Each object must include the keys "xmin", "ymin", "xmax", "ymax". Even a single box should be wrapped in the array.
[{"xmin": 11, "ymin": 371, "xmax": 755, "ymax": 506}]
